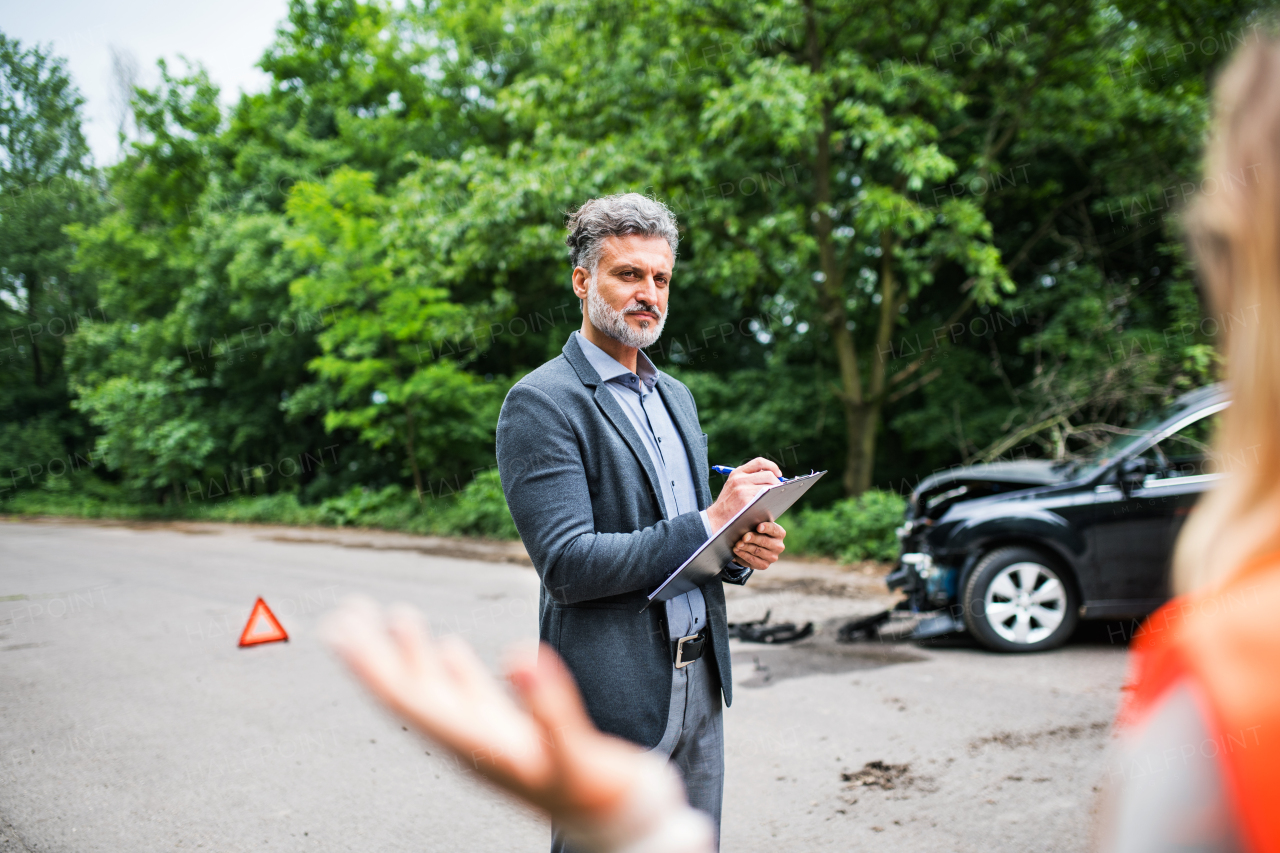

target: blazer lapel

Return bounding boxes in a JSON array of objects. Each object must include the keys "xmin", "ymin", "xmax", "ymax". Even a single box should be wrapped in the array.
[
  {"xmin": 562, "ymin": 335, "xmax": 671, "ymax": 520},
  {"xmin": 593, "ymin": 386, "xmax": 670, "ymax": 519},
  {"xmin": 657, "ymin": 377, "xmax": 711, "ymax": 511}
]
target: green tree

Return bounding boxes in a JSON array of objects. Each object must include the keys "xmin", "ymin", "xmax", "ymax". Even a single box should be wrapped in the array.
[
  {"xmin": 0, "ymin": 33, "xmax": 102, "ymax": 485},
  {"xmin": 411, "ymin": 0, "xmax": 1244, "ymax": 493},
  {"xmin": 64, "ymin": 61, "xmax": 226, "ymax": 502},
  {"xmin": 3, "ymin": 0, "xmax": 1261, "ymax": 528},
  {"xmin": 65, "ymin": 0, "xmax": 463, "ymax": 502},
  {"xmin": 285, "ymin": 167, "xmax": 502, "ymax": 497}
]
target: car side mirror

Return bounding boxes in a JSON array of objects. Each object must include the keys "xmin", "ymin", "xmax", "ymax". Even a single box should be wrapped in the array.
[{"xmin": 1118, "ymin": 457, "xmax": 1150, "ymax": 494}]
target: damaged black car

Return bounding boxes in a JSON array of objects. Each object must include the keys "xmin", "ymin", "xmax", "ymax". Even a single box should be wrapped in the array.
[{"xmin": 885, "ymin": 383, "xmax": 1229, "ymax": 653}]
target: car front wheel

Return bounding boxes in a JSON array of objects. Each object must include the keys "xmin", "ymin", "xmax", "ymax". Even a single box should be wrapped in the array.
[{"xmin": 961, "ymin": 546, "xmax": 1079, "ymax": 653}]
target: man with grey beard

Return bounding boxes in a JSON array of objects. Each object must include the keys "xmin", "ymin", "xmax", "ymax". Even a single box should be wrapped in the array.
[{"xmin": 496, "ymin": 193, "xmax": 787, "ymax": 852}]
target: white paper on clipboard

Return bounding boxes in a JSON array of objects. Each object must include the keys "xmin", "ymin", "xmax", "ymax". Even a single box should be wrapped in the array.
[{"xmin": 643, "ymin": 470, "xmax": 826, "ymax": 609}]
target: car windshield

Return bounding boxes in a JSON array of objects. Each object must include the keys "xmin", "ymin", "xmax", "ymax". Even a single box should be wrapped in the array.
[{"xmin": 1056, "ymin": 403, "xmax": 1186, "ymax": 480}]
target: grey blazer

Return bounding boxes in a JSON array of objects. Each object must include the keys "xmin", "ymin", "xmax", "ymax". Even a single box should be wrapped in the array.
[{"xmin": 496, "ymin": 334, "xmax": 737, "ymax": 749}]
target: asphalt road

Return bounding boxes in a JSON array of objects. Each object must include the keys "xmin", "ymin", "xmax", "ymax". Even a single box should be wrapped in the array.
[{"xmin": 0, "ymin": 519, "xmax": 1131, "ymax": 852}]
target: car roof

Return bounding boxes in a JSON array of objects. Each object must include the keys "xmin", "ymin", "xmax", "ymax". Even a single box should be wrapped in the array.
[{"xmin": 1171, "ymin": 382, "xmax": 1227, "ymax": 413}]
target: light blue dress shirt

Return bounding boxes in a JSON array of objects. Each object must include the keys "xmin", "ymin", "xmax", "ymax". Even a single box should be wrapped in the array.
[{"xmin": 573, "ymin": 331, "xmax": 711, "ymax": 640}]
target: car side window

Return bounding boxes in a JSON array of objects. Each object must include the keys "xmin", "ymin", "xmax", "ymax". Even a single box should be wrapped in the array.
[{"xmin": 1140, "ymin": 411, "xmax": 1222, "ymax": 479}]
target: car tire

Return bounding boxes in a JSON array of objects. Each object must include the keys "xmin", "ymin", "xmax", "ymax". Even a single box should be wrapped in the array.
[{"xmin": 961, "ymin": 546, "xmax": 1079, "ymax": 653}]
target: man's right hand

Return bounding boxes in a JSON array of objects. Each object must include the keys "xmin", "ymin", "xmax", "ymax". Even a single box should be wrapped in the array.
[{"xmin": 705, "ymin": 457, "xmax": 783, "ymax": 532}]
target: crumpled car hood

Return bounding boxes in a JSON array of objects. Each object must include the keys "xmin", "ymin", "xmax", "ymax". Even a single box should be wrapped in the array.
[{"xmin": 910, "ymin": 460, "xmax": 1064, "ymax": 518}]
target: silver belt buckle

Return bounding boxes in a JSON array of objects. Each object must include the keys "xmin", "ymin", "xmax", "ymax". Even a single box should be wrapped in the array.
[{"xmin": 675, "ymin": 634, "xmax": 699, "ymax": 669}]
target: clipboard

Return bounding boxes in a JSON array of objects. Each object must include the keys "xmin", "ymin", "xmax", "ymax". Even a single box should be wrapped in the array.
[{"xmin": 643, "ymin": 470, "xmax": 826, "ymax": 609}]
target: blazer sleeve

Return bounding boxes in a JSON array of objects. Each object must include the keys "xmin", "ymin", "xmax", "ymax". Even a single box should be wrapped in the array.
[
  {"xmin": 720, "ymin": 562, "xmax": 754, "ymax": 585},
  {"xmin": 496, "ymin": 383, "xmax": 708, "ymax": 604}
]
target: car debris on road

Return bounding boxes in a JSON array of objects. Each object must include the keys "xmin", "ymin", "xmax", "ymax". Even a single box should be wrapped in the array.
[{"xmin": 727, "ymin": 610, "xmax": 814, "ymax": 644}]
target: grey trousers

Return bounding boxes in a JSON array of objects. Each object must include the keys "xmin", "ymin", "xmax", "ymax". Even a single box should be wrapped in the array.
[{"xmin": 551, "ymin": 654, "xmax": 724, "ymax": 852}]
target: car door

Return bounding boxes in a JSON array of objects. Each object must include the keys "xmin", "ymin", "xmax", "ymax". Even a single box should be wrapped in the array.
[
  {"xmin": 1155, "ymin": 406, "xmax": 1225, "ymax": 547},
  {"xmin": 1086, "ymin": 404, "xmax": 1227, "ymax": 609},
  {"xmin": 1088, "ymin": 475, "xmax": 1176, "ymax": 606}
]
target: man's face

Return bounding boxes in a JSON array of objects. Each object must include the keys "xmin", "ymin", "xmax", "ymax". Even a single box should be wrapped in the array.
[{"xmin": 572, "ymin": 234, "xmax": 672, "ymax": 347}]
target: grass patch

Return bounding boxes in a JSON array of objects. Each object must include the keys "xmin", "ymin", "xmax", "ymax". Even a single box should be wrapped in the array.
[
  {"xmin": 5, "ymin": 472, "xmax": 905, "ymax": 563},
  {"xmin": 2, "ymin": 470, "xmax": 518, "ymax": 540}
]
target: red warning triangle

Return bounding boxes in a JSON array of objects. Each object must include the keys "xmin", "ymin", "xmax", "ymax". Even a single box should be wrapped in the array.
[{"xmin": 238, "ymin": 598, "xmax": 289, "ymax": 647}]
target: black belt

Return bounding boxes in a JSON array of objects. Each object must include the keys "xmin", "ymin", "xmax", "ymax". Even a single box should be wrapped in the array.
[{"xmin": 672, "ymin": 631, "xmax": 706, "ymax": 668}]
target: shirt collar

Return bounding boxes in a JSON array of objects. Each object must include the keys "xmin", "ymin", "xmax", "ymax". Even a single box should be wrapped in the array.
[{"xmin": 574, "ymin": 330, "xmax": 659, "ymax": 392}]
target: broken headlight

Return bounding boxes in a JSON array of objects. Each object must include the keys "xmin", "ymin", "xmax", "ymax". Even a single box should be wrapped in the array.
[{"xmin": 900, "ymin": 552, "xmax": 956, "ymax": 607}]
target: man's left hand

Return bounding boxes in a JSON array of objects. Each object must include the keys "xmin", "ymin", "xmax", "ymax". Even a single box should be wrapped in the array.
[{"xmin": 731, "ymin": 521, "xmax": 785, "ymax": 570}]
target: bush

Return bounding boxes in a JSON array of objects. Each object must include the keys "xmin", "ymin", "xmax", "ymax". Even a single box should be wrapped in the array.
[
  {"xmin": 435, "ymin": 469, "xmax": 518, "ymax": 539},
  {"xmin": 2, "ymin": 475, "xmax": 161, "ymax": 520},
  {"xmin": 786, "ymin": 489, "xmax": 906, "ymax": 563},
  {"xmin": 5, "ymin": 463, "xmax": 895, "ymax": 559},
  {"xmin": 298, "ymin": 473, "xmax": 517, "ymax": 539},
  {"xmin": 316, "ymin": 485, "xmax": 410, "ymax": 528},
  {"xmin": 195, "ymin": 493, "xmax": 325, "ymax": 526},
  {"xmin": 1, "ymin": 465, "xmax": 514, "ymax": 544}
]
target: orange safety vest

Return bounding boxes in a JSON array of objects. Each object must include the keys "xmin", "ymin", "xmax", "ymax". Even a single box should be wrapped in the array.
[{"xmin": 1120, "ymin": 552, "xmax": 1280, "ymax": 853}]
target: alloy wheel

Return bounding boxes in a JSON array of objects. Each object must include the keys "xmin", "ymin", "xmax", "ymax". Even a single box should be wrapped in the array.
[{"xmin": 982, "ymin": 561, "xmax": 1067, "ymax": 645}]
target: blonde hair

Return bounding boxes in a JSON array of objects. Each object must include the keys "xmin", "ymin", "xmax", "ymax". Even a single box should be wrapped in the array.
[{"xmin": 1174, "ymin": 37, "xmax": 1280, "ymax": 594}]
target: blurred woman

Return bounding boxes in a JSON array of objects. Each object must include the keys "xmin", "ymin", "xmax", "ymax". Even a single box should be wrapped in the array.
[{"xmin": 1104, "ymin": 37, "xmax": 1280, "ymax": 853}]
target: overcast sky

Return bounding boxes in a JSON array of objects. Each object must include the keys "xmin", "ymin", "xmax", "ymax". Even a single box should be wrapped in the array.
[{"xmin": 2, "ymin": 0, "xmax": 291, "ymax": 167}]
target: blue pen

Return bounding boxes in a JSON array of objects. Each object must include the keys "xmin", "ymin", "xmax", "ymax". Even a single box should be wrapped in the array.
[{"xmin": 711, "ymin": 464, "xmax": 786, "ymax": 483}]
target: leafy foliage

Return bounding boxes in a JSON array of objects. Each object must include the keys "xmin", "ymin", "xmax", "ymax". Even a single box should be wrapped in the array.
[
  {"xmin": 285, "ymin": 166, "xmax": 505, "ymax": 496},
  {"xmin": 0, "ymin": 34, "xmax": 101, "ymax": 478},
  {"xmin": 0, "ymin": 0, "xmax": 1263, "ymax": 559},
  {"xmin": 787, "ymin": 490, "xmax": 907, "ymax": 562}
]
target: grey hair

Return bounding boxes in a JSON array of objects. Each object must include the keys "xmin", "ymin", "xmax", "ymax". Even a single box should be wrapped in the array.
[{"xmin": 565, "ymin": 193, "xmax": 679, "ymax": 276}]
